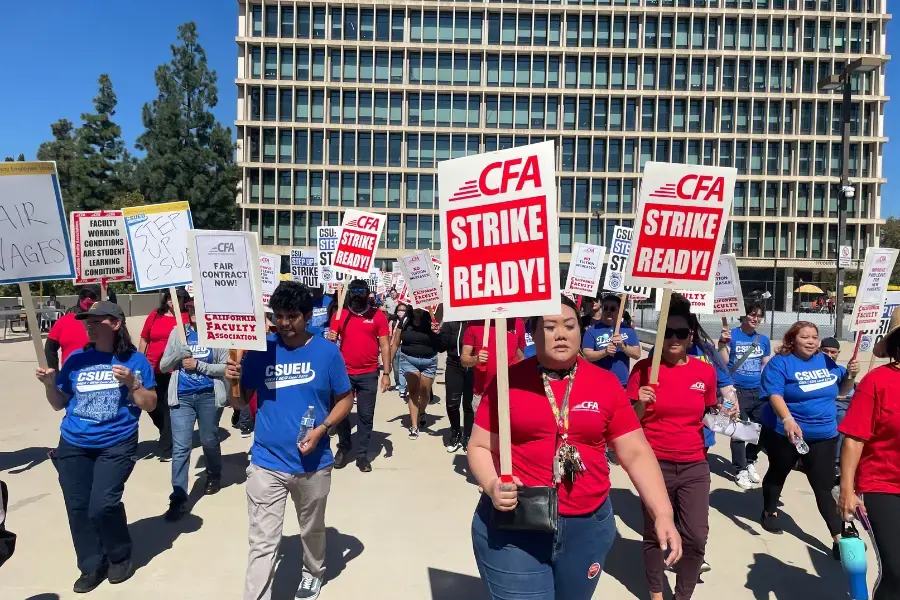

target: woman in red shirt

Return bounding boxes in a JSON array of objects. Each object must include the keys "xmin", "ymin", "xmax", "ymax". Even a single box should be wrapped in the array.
[
  {"xmin": 838, "ymin": 309, "xmax": 900, "ymax": 599},
  {"xmin": 44, "ymin": 287, "xmax": 99, "ymax": 369},
  {"xmin": 461, "ymin": 318, "xmax": 526, "ymax": 398},
  {"xmin": 627, "ymin": 294, "xmax": 727, "ymax": 600},
  {"xmin": 139, "ymin": 288, "xmax": 189, "ymax": 459},
  {"xmin": 469, "ymin": 296, "xmax": 681, "ymax": 600}
]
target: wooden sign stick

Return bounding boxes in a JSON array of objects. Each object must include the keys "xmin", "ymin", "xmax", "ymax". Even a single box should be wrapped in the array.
[
  {"xmin": 20, "ymin": 283, "xmax": 47, "ymax": 369},
  {"xmin": 612, "ymin": 293, "xmax": 628, "ymax": 337},
  {"xmin": 169, "ymin": 286, "xmax": 187, "ymax": 344},
  {"xmin": 482, "ymin": 318, "xmax": 490, "ymax": 348},
  {"xmin": 229, "ymin": 349, "xmax": 244, "ymax": 398},
  {"xmin": 100, "ymin": 279, "xmax": 108, "ymax": 302},
  {"xmin": 649, "ymin": 288, "xmax": 673, "ymax": 385},
  {"xmin": 493, "ymin": 317, "xmax": 513, "ymax": 478},
  {"xmin": 331, "ymin": 280, "xmax": 349, "ymax": 339},
  {"xmin": 721, "ymin": 316, "xmax": 729, "ymax": 329}
]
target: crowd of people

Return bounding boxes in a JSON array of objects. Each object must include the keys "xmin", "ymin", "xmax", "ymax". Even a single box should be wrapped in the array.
[{"xmin": 22, "ymin": 280, "xmax": 900, "ymax": 600}]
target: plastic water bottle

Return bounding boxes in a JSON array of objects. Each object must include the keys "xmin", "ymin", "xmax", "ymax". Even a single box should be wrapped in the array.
[
  {"xmin": 715, "ymin": 399, "xmax": 734, "ymax": 430},
  {"xmin": 297, "ymin": 406, "xmax": 316, "ymax": 446},
  {"xmin": 839, "ymin": 523, "xmax": 869, "ymax": 599},
  {"xmin": 791, "ymin": 434, "xmax": 810, "ymax": 455}
]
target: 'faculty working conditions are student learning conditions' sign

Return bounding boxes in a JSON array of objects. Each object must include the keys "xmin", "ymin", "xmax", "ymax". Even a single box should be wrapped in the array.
[{"xmin": 71, "ymin": 210, "xmax": 132, "ymax": 285}]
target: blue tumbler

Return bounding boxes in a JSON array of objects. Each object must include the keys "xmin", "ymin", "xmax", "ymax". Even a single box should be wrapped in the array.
[{"xmin": 839, "ymin": 522, "xmax": 869, "ymax": 600}]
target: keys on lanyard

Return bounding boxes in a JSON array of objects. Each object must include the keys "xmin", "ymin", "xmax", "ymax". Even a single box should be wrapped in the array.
[{"xmin": 542, "ymin": 363, "xmax": 587, "ymax": 486}]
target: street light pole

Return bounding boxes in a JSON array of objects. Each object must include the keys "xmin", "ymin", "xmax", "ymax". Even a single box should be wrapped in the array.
[{"xmin": 835, "ymin": 68, "xmax": 852, "ymax": 340}]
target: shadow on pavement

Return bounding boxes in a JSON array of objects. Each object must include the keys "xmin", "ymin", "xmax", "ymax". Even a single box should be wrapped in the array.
[
  {"xmin": 342, "ymin": 411, "xmax": 394, "ymax": 462},
  {"xmin": 605, "ymin": 488, "xmax": 661, "ymax": 598},
  {"xmin": 452, "ymin": 454, "xmax": 477, "ymax": 486},
  {"xmin": 708, "ymin": 454, "xmax": 736, "ymax": 483},
  {"xmin": 24, "ymin": 595, "xmax": 61, "ymax": 600},
  {"xmin": 194, "ymin": 451, "xmax": 249, "ymax": 492},
  {"xmin": 128, "ymin": 512, "xmax": 203, "ymax": 571},
  {"xmin": 0, "ymin": 447, "xmax": 52, "ymax": 474},
  {"xmin": 271, "ymin": 527, "xmax": 364, "ymax": 597},
  {"xmin": 427, "ymin": 567, "xmax": 489, "ymax": 600},
  {"xmin": 744, "ymin": 547, "xmax": 844, "ymax": 599}
]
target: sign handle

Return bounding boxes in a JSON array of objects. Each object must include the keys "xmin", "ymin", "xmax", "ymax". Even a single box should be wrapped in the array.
[
  {"xmin": 100, "ymin": 279, "xmax": 108, "ymax": 302},
  {"xmin": 576, "ymin": 295, "xmax": 583, "ymax": 311},
  {"xmin": 649, "ymin": 288, "xmax": 673, "ymax": 385},
  {"xmin": 332, "ymin": 281, "xmax": 349, "ymax": 338},
  {"xmin": 612, "ymin": 293, "xmax": 627, "ymax": 337},
  {"xmin": 721, "ymin": 316, "xmax": 729, "ymax": 329},
  {"xmin": 20, "ymin": 283, "xmax": 47, "ymax": 370},
  {"xmin": 169, "ymin": 286, "xmax": 187, "ymax": 344},
  {"xmin": 229, "ymin": 349, "xmax": 243, "ymax": 398},
  {"xmin": 850, "ymin": 331, "xmax": 863, "ymax": 363},
  {"xmin": 493, "ymin": 317, "xmax": 513, "ymax": 477},
  {"xmin": 482, "ymin": 319, "xmax": 490, "ymax": 348}
]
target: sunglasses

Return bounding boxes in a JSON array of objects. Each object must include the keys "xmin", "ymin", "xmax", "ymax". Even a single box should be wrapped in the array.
[
  {"xmin": 349, "ymin": 287, "xmax": 367, "ymax": 295},
  {"xmin": 664, "ymin": 327, "xmax": 691, "ymax": 340},
  {"xmin": 601, "ymin": 306, "xmax": 618, "ymax": 312}
]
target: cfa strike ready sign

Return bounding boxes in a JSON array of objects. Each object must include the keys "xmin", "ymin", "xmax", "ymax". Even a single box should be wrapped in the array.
[
  {"xmin": 626, "ymin": 162, "xmax": 735, "ymax": 291},
  {"xmin": 438, "ymin": 140, "xmax": 561, "ymax": 321}
]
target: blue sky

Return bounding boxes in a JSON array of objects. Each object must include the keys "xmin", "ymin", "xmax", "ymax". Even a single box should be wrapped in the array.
[{"xmin": 1, "ymin": 1, "xmax": 897, "ymax": 216}]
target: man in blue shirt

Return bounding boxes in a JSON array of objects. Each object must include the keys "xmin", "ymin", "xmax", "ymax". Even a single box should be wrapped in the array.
[
  {"xmin": 718, "ymin": 301, "xmax": 771, "ymax": 490},
  {"xmin": 227, "ymin": 282, "xmax": 353, "ymax": 600},
  {"xmin": 581, "ymin": 295, "xmax": 641, "ymax": 387},
  {"xmin": 305, "ymin": 287, "xmax": 333, "ymax": 338}
]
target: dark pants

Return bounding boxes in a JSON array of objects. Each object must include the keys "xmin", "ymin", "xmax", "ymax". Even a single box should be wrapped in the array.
[
  {"xmin": 761, "ymin": 427, "xmax": 842, "ymax": 537},
  {"xmin": 169, "ymin": 391, "xmax": 223, "ymax": 501},
  {"xmin": 643, "ymin": 460, "xmax": 710, "ymax": 599},
  {"xmin": 731, "ymin": 387, "xmax": 764, "ymax": 470},
  {"xmin": 472, "ymin": 496, "xmax": 617, "ymax": 600},
  {"xmin": 445, "ymin": 361, "xmax": 475, "ymax": 439},
  {"xmin": 148, "ymin": 372, "xmax": 172, "ymax": 452},
  {"xmin": 835, "ymin": 400, "xmax": 850, "ymax": 473},
  {"xmin": 866, "ymin": 493, "xmax": 900, "ymax": 600},
  {"xmin": 55, "ymin": 433, "xmax": 138, "ymax": 574},
  {"xmin": 336, "ymin": 371, "xmax": 379, "ymax": 459},
  {"xmin": 238, "ymin": 404, "xmax": 254, "ymax": 431}
]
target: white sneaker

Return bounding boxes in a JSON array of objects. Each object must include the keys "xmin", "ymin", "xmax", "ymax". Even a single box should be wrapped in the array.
[
  {"xmin": 295, "ymin": 574, "xmax": 321, "ymax": 599},
  {"xmin": 700, "ymin": 560, "xmax": 711, "ymax": 573},
  {"xmin": 736, "ymin": 470, "xmax": 754, "ymax": 490},
  {"xmin": 746, "ymin": 463, "xmax": 761, "ymax": 484}
]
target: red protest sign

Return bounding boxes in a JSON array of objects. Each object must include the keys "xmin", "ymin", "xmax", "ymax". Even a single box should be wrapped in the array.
[
  {"xmin": 333, "ymin": 209, "xmax": 386, "ymax": 277},
  {"xmin": 625, "ymin": 162, "xmax": 735, "ymax": 291},
  {"xmin": 438, "ymin": 141, "xmax": 560, "ymax": 321}
]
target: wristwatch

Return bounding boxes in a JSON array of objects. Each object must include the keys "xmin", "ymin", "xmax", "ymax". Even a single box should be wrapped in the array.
[{"xmin": 323, "ymin": 420, "xmax": 334, "ymax": 436}]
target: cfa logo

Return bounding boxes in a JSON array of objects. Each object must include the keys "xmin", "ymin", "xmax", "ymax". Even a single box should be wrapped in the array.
[
  {"xmin": 649, "ymin": 174, "xmax": 726, "ymax": 202},
  {"xmin": 448, "ymin": 155, "xmax": 543, "ymax": 201},
  {"xmin": 877, "ymin": 255, "xmax": 888, "ymax": 263},
  {"xmin": 572, "ymin": 401, "xmax": 599, "ymax": 412},
  {"xmin": 216, "ymin": 242, "xmax": 234, "ymax": 252},
  {"xmin": 689, "ymin": 381, "xmax": 706, "ymax": 392},
  {"xmin": 346, "ymin": 216, "xmax": 381, "ymax": 231}
]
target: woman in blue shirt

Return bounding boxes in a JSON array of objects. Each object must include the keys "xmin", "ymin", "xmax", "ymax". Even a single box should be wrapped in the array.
[
  {"xmin": 159, "ymin": 296, "xmax": 230, "ymax": 521},
  {"xmin": 35, "ymin": 301, "xmax": 156, "ymax": 593},
  {"xmin": 759, "ymin": 321, "xmax": 858, "ymax": 555}
]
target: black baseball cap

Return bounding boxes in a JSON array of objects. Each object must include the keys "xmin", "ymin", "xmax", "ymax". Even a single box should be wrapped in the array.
[
  {"xmin": 75, "ymin": 301, "xmax": 126, "ymax": 322},
  {"xmin": 820, "ymin": 337, "xmax": 841, "ymax": 350}
]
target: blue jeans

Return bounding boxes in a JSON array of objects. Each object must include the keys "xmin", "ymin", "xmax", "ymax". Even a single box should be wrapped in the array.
[
  {"xmin": 399, "ymin": 351, "xmax": 438, "ymax": 379},
  {"xmin": 472, "ymin": 495, "xmax": 617, "ymax": 600},
  {"xmin": 393, "ymin": 352, "xmax": 406, "ymax": 395},
  {"xmin": 169, "ymin": 390, "xmax": 223, "ymax": 501},
  {"xmin": 336, "ymin": 371, "xmax": 379, "ymax": 459}
]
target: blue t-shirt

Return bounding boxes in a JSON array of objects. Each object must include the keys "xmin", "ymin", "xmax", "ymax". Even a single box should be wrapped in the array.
[
  {"xmin": 727, "ymin": 328, "xmax": 771, "ymax": 390},
  {"xmin": 307, "ymin": 296, "xmax": 333, "ymax": 338},
  {"xmin": 178, "ymin": 327, "xmax": 214, "ymax": 395},
  {"xmin": 761, "ymin": 352, "xmax": 846, "ymax": 441},
  {"xmin": 582, "ymin": 323, "xmax": 639, "ymax": 386},
  {"xmin": 523, "ymin": 324, "xmax": 536, "ymax": 359},
  {"xmin": 57, "ymin": 348, "xmax": 156, "ymax": 449},
  {"xmin": 242, "ymin": 334, "xmax": 351, "ymax": 474}
]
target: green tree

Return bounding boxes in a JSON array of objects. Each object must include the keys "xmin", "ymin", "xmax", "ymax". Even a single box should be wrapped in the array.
[
  {"xmin": 135, "ymin": 22, "xmax": 239, "ymax": 230},
  {"xmin": 36, "ymin": 119, "xmax": 80, "ymax": 212},
  {"xmin": 109, "ymin": 190, "xmax": 146, "ymax": 210},
  {"xmin": 3, "ymin": 154, "xmax": 25, "ymax": 162},
  {"xmin": 881, "ymin": 217, "xmax": 900, "ymax": 284}
]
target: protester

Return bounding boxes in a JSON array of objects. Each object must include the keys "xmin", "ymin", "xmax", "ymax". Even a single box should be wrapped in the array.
[
  {"xmin": 461, "ymin": 318, "xmax": 526, "ymax": 401},
  {"xmin": 382, "ymin": 288, "xmax": 398, "ymax": 316},
  {"xmin": 226, "ymin": 282, "xmax": 353, "ymax": 600},
  {"xmin": 45, "ymin": 286, "xmax": 99, "ymax": 369},
  {"xmin": 628, "ymin": 294, "xmax": 728, "ymax": 600},
  {"xmin": 35, "ymin": 301, "xmax": 156, "ymax": 593},
  {"xmin": 582, "ymin": 294, "xmax": 641, "ymax": 387},
  {"xmin": 718, "ymin": 301, "xmax": 771, "ymax": 489},
  {"xmin": 439, "ymin": 319, "xmax": 473, "ymax": 452},
  {"xmin": 159, "ymin": 295, "xmax": 229, "ymax": 521},
  {"xmin": 325, "ymin": 279, "xmax": 391, "ymax": 472},
  {"xmin": 389, "ymin": 303, "xmax": 409, "ymax": 398},
  {"xmin": 305, "ymin": 287, "xmax": 333, "ymax": 338},
  {"xmin": 391, "ymin": 308, "xmax": 441, "ymax": 439},
  {"xmin": 469, "ymin": 296, "xmax": 682, "ymax": 599},
  {"xmin": 522, "ymin": 319, "xmax": 537, "ymax": 359},
  {"xmin": 819, "ymin": 337, "xmax": 854, "ymax": 477},
  {"xmin": 838, "ymin": 309, "xmax": 900, "ymax": 600},
  {"xmin": 758, "ymin": 321, "xmax": 858, "ymax": 557},
  {"xmin": 139, "ymin": 288, "xmax": 189, "ymax": 459}
]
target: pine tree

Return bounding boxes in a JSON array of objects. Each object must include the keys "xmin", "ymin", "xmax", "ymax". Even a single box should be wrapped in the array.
[
  {"xmin": 36, "ymin": 119, "xmax": 80, "ymax": 212},
  {"xmin": 135, "ymin": 22, "xmax": 239, "ymax": 230},
  {"xmin": 3, "ymin": 154, "xmax": 25, "ymax": 162}
]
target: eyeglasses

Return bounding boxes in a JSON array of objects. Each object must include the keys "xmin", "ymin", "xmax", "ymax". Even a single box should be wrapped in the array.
[
  {"xmin": 601, "ymin": 306, "xmax": 618, "ymax": 312},
  {"xmin": 349, "ymin": 287, "xmax": 367, "ymax": 295},
  {"xmin": 664, "ymin": 327, "xmax": 691, "ymax": 340}
]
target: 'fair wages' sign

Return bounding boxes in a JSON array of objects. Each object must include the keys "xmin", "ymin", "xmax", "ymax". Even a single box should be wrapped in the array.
[
  {"xmin": 398, "ymin": 250, "xmax": 441, "ymax": 308},
  {"xmin": 603, "ymin": 226, "xmax": 650, "ymax": 299},
  {"xmin": 713, "ymin": 254, "xmax": 744, "ymax": 317},
  {"xmin": 122, "ymin": 201, "xmax": 193, "ymax": 292},
  {"xmin": 188, "ymin": 230, "xmax": 267, "ymax": 351},
  {"xmin": 564, "ymin": 243, "xmax": 605, "ymax": 297},
  {"xmin": 850, "ymin": 247, "xmax": 900, "ymax": 331},
  {"xmin": 71, "ymin": 210, "xmax": 131, "ymax": 285},
  {"xmin": 438, "ymin": 140, "xmax": 561, "ymax": 321},
  {"xmin": 626, "ymin": 163, "xmax": 735, "ymax": 291},
  {"xmin": 333, "ymin": 210, "xmax": 386, "ymax": 277}
]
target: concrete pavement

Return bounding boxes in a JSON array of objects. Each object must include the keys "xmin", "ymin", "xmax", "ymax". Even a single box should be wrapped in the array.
[{"xmin": 0, "ymin": 323, "xmax": 882, "ymax": 599}]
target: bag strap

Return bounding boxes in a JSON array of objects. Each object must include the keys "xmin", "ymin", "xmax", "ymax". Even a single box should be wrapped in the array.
[{"xmin": 729, "ymin": 334, "xmax": 761, "ymax": 375}]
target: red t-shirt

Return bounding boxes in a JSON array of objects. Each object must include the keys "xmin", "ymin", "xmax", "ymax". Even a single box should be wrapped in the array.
[
  {"xmin": 47, "ymin": 313, "xmax": 89, "ymax": 366},
  {"xmin": 329, "ymin": 307, "xmax": 389, "ymax": 375},
  {"xmin": 141, "ymin": 312, "xmax": 188, "ymax": 373},
  {"xmin": 463, "ymin": 318, "xmax": 527, "ymax": 395},
  {"xmin": 475, "ymin": 357, "xmax": 640, "ymax": 515},
  {"xmin": 838, "ymin": 365, "xmax": 900, "ymax": 495},
  {"xmin": 626, "ymin": 357, "xmax": 717, "ymax": 463}
]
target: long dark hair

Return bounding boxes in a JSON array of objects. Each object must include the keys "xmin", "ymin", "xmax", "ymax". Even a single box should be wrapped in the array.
[
  {"xmin": 778, "ymin": 321, "xmax": 818, "ymax": 356},
  {"xmin": 669, "ymin": 293, "xmax": 726, "ymax": 370},
  {"xmin": 86, "ymin": 320, "xmax": 137, "ymax": 361}
]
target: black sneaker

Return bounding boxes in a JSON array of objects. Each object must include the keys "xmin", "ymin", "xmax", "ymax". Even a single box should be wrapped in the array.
[
  {"xmin": 418, "ymin": 414, "xmax": 427, "ymax": 430},
  {"xmin": 231, "ymin": 410, "xmax": 240, "ymax": 429},
  {"xmin": 73, "ymin": 566, "xmax": 108, "ymax": 593},
  {"xmin": 334, "ymin": 449, "xmax": 349, "ymax": 469},
  {"xmin": 445, "ymin": 431, "xmax": 462, "ymax": 453},
  {"xmin": 356, "ymin": 458, "xmax": 372, "ymax": 473},
  {"xmin": 240, "ymin": 425, "xmax": 253, "ymax": 438},
  {"xmin": 157, "ymin": 445, "xmax": 172, "ymax": 463},
  {"xmin": 164, "ymin": 499, "xmax": 187, "ymax": 522},
  {"xmin": 205, "ymin": 477, "xmax": 221, "ymax": 495},
  {"xmin": 107, "ymin": 557, "xmax": 135, "ymax": 584},
  {"xmin": 760, "ymin": 512, "xmax": 784, "ymax": 534}
]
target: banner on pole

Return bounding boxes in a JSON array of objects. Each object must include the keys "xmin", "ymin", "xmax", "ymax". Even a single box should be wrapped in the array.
[
  {"xmin": 187, "ymin": 230, "xmax": 267, "ymax": 351},
  {"xmin": 398, "ymin": 250, "xmax": 442, "ymax": 308},
  {"xmin": 317, "ymin": 226, "xmax": 349, "ymax": 292},
  {"xmin": 259, "ymin": 252, "xmax": 279, "ymax": 306},
  {"xmin": 291, "ymin": 248, "xmax": 320, "ymax": 288},
  {"xmin": 333, "ymin": 210, "xmax": 386, "ymax": 277},
  {"xmin": 626, "ymin": 162, "xmax": 735, "ymax": 291},
  {"xmin": 438, "ymin": 140, "xmax": 561, "ymax": 321},
  {"xmin": 0, "ymin": 162, "xmax": 75, "ymax": 283},
  {"xmin": 713, "ymin": 254, "xmax": 744, "ymax": 317},
  {"xmin": 70, "ymin": 210, "xmax": 131, "ymax": 285},
  {"xmin": 564, "ymin": 243, "xmax": 605, "ymax": 297},
  {"xmin": 122, "ymin": 201, "xmax": 193, "ymax": 292},
  {"xmin": 602, "ymin": 226, "xmax": 650, "ymax": 299},
  {"xmin": 850, "ymin": 247, "xmax": 900, "ymax": 332}
]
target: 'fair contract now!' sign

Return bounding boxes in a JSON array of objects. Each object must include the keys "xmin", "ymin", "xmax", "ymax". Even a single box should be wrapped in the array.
[{"xmin": 438, "ymin": 141, "xmax": 561, "ymax": 321}]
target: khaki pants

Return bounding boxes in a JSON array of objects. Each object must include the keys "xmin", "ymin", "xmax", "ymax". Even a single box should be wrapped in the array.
[{"xmin": 243, "ymin": 463, "xmax": 332, "ymax": 600}]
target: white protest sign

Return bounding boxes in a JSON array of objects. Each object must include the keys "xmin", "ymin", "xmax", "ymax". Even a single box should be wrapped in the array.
[
  {"xmin": 0, "ymin": 162, "xmax": 75, "ymax": 283},
  {"xmin": 438, "ymin": 140, "xmax": 560, "ymax": 321},
  {"xmin": 122, "ymin": 201, "xmax": 193, "ymax": 292},
  {"xmin": 564, "ymin": 243, "xmax": 605, "ymax": 297},
  {"xmin": 380, "ymin": 271, "xmax": 392, "ymax": 293},
  {"xmin": 860, "ymin": 291, "xmax": 900, "ymax": 352},
  {"xmin": 398, "ymin": 250, "xmax": 442, "ymax": 308},
  {"xmin": 603, "ymin": 226, "xmax": 651, "ymax": 299},
  {"xmin": 259, "ymin": 252, "xmax": 279, "ymax": 305},
  {"xmin": 713, "ymin": 254, "xmax": 744, "ymax": 317},
  {"xmin": 368, "ymin": 269, "xmax": 381, "ymax": 293},
  {"xmin": 431, "ymin": 255, "xmax": 443, "ymax": 284},
  {"xmin": 850, "ymin": 247, "xmax": 900, "ymax": 332},
  {"xmin": 290, "ymin": 248, "xmax": 320, "ymax": 288},
  {"xmin": 839, "ymin": 246, "xmax": 853, "ymax": 269},
  {"xmin": 188, "ymin": 230, "xmax": 267, "ymax": 351},
  {"xmin": 70, "ymin": 210, "xmax": 131, "ymax": 285},
  {"xmin": 655, "ymin": 287, "xmax": 715, "ymax": 314},
  {"xmin": 626, "ymin": 162, "xmax": 735, "ymax": 291},
  {"xmin": 317, "ymin": 226, "xmax": 349, "ymax": 292},
  {"xmin": 333, "ymin": 210, "xmax": 386, "ymax": 277}
]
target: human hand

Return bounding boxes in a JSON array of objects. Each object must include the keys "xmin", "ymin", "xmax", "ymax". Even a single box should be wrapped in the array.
[
  {"xmin": 477, "ymin": 350, "xmax": 489, "ymax": 364},
  {"xmin": 35, "ymin": 367, "xmax": 57, "ymax": 387},
  {"xmin": 605, "ymin": 343, "xmax": 617, "ymax": 356},
  {"xmin": 637, "ymin": 386, "xmax": 656, "ymax": 404},
  {"xmin": 784, "ymin": 418, "xmax": 803, "ymax": 443},
  {"xmin": 848, "ymin": 359, "xmax": 860, "ymax": 379},
  {"xmin": 720, "ymin": 327, "xmax": 731, "ymax": 344},
  {"xmin": 182, "ymin": 357, "xmax": 198, "ymax": 371},
  {"xmin": 297, "ymin": 426, "xmax": 325, "ymax": 456},
  {"xmin": 655, "ymin": 516, "xmax": 684, "ymax": 567},
  {"xmin": 488, "ymin": 476, "xmax": 522, "ymax": 512},
  {"xmin": 111, "ymin": 365, "xmax": 135, "ymax": 389},
  {"xmin": 611, "ymin": 333, "xmax": 624, "ymax": 348},
  {"xmin": 431, "ymin": 322, "xmax": 441, "ymax": 333},
  {"xmin": 225, "ymin": 359, "xmax": 242, "ymax": 381},
  {"xmin": 325, "ymin": 330, "xmax": 338, "ymax": 342},
  {"xmin": 380, "ymin": 374, "xmax": 391, "ymax": 393},
  {"xmin": 838, "ymin": 488, "xmax": 866, "ymax": 522}
]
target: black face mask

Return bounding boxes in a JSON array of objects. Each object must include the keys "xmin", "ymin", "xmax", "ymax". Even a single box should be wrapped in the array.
[
  {"xmin": 350, "ymin": 294, "xmax": 367, "ymax": 311},
  {"xmin": 367, "ymin": 297, "xmax": 376, "ymax": 306}
]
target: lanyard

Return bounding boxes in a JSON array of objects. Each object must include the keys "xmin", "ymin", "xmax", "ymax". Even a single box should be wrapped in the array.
[{"xmin": 539, "ymin": 361, "xmax": 578, "ymax": 439}]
